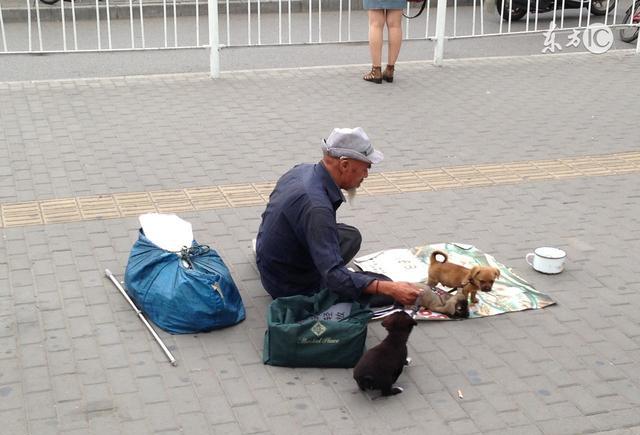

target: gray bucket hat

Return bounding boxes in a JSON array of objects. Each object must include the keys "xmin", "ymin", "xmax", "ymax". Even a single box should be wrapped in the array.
[{"xmin": 321, "ymin": 127, "xmax": 384, "ymax": 165}]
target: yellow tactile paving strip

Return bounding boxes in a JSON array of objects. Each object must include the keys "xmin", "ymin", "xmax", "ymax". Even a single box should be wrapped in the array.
[{"xmin": 1, "ymin": 151, "xmax": 639, "ymax": 228}]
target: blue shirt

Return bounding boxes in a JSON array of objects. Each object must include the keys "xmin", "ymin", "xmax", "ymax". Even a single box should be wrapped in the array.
[{"xmin": 256, "ymin": 162, "xmax": 374, "ymax": 299}]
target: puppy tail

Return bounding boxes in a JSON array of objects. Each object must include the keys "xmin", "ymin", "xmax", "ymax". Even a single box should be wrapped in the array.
[{"xmin": 430, "ymin": 250, "xmax": 448, "ymax": 264}]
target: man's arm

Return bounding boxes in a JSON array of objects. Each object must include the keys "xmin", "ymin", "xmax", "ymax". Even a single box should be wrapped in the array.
[
  {"xmin": 363, "ymin": 279, "xmax": 423, "ymax": 306},
  {"xmin": 302, "ymin": 207, "xmax": 422, "ymax": 304},
  {"xmin": 302, "ymin": 207, "xmax": 373, "ymax": 299}
]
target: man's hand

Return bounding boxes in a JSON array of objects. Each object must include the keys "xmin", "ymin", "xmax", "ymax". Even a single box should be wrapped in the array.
[
  {"xmin": 369, "ymin": 280, "xmax": 423, "ymax": 306},
  {"xmin": 386, "ymin": 281, "xmax": 423, "ymax": 306}
]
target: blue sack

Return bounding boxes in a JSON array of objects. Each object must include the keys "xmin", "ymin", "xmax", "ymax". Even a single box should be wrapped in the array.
[{"xmin": 124, "ymin": 230, "xmax": 246, "ymax": 334}]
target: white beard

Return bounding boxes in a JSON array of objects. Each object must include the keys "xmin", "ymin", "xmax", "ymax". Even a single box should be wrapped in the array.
[{"xmin": 346, "ymin": 188, "xmax": 357, "ymax": 204}]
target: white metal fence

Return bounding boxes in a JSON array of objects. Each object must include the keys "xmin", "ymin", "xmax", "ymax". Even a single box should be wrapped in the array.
[{"xmin": 0, "ymin": 0, "xmax": 638, "ymax": 71}]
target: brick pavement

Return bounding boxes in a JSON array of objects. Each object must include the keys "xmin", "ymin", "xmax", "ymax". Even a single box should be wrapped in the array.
[{"xmin": 1, "ymin": 51, "xmax": 640, "ymax": 434}]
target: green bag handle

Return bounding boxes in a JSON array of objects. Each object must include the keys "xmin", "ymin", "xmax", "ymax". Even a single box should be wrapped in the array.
[{"xmin": 269, "ymin": 288, "xmax": 373, "ymax": 324}]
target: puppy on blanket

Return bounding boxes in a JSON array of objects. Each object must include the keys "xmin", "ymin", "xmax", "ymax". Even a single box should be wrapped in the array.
[
  {"xmin": 418, "ymin": 285, "xmax": 469, "ymax": 319},
  {"xmin": 427, "ymin": 250, "xmax": 500, "ymax": 304},
  {"xmin": 353, "ymin": 311, "xmax": 416, "ymax": 396}
]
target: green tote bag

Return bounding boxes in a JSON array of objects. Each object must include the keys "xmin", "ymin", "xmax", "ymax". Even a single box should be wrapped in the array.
[{"xmin": 263, "ymin": 288, "xmax": 374, "ymax": 368}]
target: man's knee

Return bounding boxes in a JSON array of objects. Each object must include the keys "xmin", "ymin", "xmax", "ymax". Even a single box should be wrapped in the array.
[{"xmin": 337, "ymin": 223, "xmax": 362, "ymax": 264}]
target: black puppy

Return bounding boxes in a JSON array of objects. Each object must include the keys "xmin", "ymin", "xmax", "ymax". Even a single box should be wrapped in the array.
[{"xmin": 353, "ymin": 311, "xmax": 417, "ymax": 396}]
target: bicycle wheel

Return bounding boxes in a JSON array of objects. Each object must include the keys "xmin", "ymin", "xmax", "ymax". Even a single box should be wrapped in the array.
[
  {"xmin": 590, "ymin": 0, "xmax": 616, "ymax": 15},
  {"xmin": 620, "ymin": 2, "xmax": 640, "ymax": 43},
  {"xmin": 496, "ymin": 0, "xmax": 528, "ymax": 21}
]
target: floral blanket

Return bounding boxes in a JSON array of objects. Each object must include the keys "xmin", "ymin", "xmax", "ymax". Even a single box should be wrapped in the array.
[{"xmin": 354, "ymin": 242, "xmax": 555, "ymax": 320}]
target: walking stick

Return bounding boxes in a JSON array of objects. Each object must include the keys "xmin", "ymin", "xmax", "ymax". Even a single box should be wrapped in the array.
[{"xmin": 104, "ymin": 269, "xmax": 177, "ymax": 366}]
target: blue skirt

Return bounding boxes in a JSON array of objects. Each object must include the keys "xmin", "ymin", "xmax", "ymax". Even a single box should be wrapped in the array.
[{"xmin": 363, "ymin": 0, "xmax": 406, "ymax": 9}]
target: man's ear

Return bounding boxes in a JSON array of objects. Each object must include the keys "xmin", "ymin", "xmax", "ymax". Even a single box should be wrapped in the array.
[{"xmin": 337, "ymin": 159, "xmax": 352, "ymax": 177}]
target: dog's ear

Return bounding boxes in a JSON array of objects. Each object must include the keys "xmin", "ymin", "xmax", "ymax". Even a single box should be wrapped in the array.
[
  {"xmin": 381, "ymin": 313, "xmax": 398, "ymax": 330},
  {"xmin": 493, "ymin": 268, "xmax": 501, "ymax": 280},
  {"xmin": 399, "ymin": 312, "xmax": 417, "ymax": 327}
]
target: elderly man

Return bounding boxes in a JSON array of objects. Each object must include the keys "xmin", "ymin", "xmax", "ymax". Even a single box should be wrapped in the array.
[{"xmin": 256, "ymin": 127, "xmax": 421, "ymax": 306}]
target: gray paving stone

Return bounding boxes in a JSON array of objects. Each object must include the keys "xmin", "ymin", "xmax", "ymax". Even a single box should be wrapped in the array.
[
  {"xmin": 485, "ymin": 425, "xmax": 543, "ymax": 435},
  {"xmin": 269, "ymin": 413, "xmax": 311, "ymax": 435},
  {"xmin": 165, "ymin": 385, "xmax": 201, "ymax": 416},
  {"xmin": 137, "ymin": 375, "xmax": 170, "ymax": 405},
  {"xmin": 177, "ymin": 412, "xmax": 213, "ymax": 434},
  {"xmin": 111, "ymin": 392, "xmax": 146, "ymax": 423},
  {"xmin": 99, "ymin": 343, "xmax": 131, "ymax": 370},
  {"xmin": 209, "ymin": 353, "xmax": 243, "ymax": 380},
  {"xmin": 460, "ymin": 399, "xmax": 507, "ymax": 432},
  {"xmin": 220, "ymin": 376, "xmax": 257, "ymax": 407},
  {"xmin": 18, "ymin": 342, "xmax": 47, "ymax": 369},
  {"xmin": 0, "ymin": 335, "xmax": 17, "ymax": 361},
  {"xmin": 25, "ymin": 390, "xmax": 57, "ymax": 420},
  {"xmin": 240, "ymin": 363, "xmax": 276, "ymax": 391},
  {"xmin": 428, "ymin": 389, "xmax": 470, "ymax": 422},
  {"xmin": 107, "ymin": 367, "xmax": 139, "ymax": 395},
  {"xmin": 304, "ymin": 379, "xmax": 344, "ymax": 411},
  {"xmin": 28, "ymin": 418, "xmax": 59, "ymax": 435},
  {"xmin": 500, "ymin": 409, "xmax": 538, "ymax": 429},
  {"xmin": 233, "ymin": 403, "xmax": 270, "ymax": 433},
  {"xmin": 75, "ymin": 359, "xmax": 108, "ymax": 387},
  {"xmin": 201, "ymin": 394, "xmax": 236, "ymax": 426},
  {"xmin": 55, "ymin": 399, "xmax": 89, "ymax": 431},
  {"xmin": 0, "ymin": 409, "xmax": 26, "ymax": 435},
  {"xmin": 16, "ymin": 321, "xmax": 43, "ymax": 345},
  {"xmin": 0, "ymin": 383, "xmax": 21, "ymax": 413},
  {"xmin": 536, "ymin": 415, "xmax": 598, "ymax": 435},
  {"xmin": 21, "ymin": 366, "xmax": 51, "ymax": 394},
  {"xmin": 144, "ymin": 401, "xmax": 180, "ymax": 433},
  {"xmin": 449, "ymin": 418, "xmax": 482, "ymax": 434},
  {"xmin": 2, "ymin": 53, "xmax": 640, "ymax": 434},
  {"xmin": 212, "ymin": 421, "xmax": 243, "ymax": 435},
  {"xmin": 592, "ymin": 409, "xmax": 640, "ymax": 432}
]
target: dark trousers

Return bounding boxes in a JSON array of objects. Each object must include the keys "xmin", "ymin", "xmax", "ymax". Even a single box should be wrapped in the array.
[
  {"xmin": 337, "ymin": 223, "xmax": 395, "ymax": 308},
  {"xmin": 337, "ymin": 223, "xmax": 362, "ymax": 264}
]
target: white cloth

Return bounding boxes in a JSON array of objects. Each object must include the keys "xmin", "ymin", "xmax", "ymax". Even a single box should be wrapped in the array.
[{"xmin": 139, "ymin": 213, "xmax": 193, "ymax": 252}]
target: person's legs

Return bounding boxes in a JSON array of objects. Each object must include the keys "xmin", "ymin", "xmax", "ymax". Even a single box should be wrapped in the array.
[
  {"xmin": 336, "ymin": 226, "xmax": 396, "ymax": 307},
  {"xmin": 336, "ymin": 223, "xmax": 362, "ymax": 264},
  {"xmin": 384, "ymin": 9, "xmax": 403, "ymax": 81},
  {"xmin": 368, "ymin": 10, "xmax": 385, "ymax": 66},
  {"xmin": 364, "ymin": 9, "xmax": 386, "ymax": 83}
]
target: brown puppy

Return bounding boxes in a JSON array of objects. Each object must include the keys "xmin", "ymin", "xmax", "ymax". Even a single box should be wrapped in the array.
[
  {"xmin": 353, "ymin": 311, "xmax": 417, "ymax": 396},
  {"xmin": 419, "ymin": 286, "xmax": 469, "ymax": 318},
  {"xmin": 427, "ymin": 250, "xmax": 500, "ymax": 304}
]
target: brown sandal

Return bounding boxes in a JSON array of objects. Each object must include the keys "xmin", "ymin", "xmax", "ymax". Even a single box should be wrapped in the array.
[
  {"xmin": 382, "ymin": 65, "xmax": 395, "ymax": 83},
  {"xmin": 363, "ymin": 66, "xmax": 382, "ymax": 84}
]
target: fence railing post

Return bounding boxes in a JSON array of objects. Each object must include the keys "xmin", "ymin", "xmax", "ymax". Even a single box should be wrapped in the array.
[
  {"xmin": 433, "ymin": 0, "xmax": 447, "ymax": 65},
  {"xmin": 208, "ymin": 0, "xmax": 220, "ymax": 78}
]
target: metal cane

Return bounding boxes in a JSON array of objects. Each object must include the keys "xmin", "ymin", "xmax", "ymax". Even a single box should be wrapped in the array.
[{"xmin": 104, "ymin": 269, "xmax": 177, "ymax": 366}]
